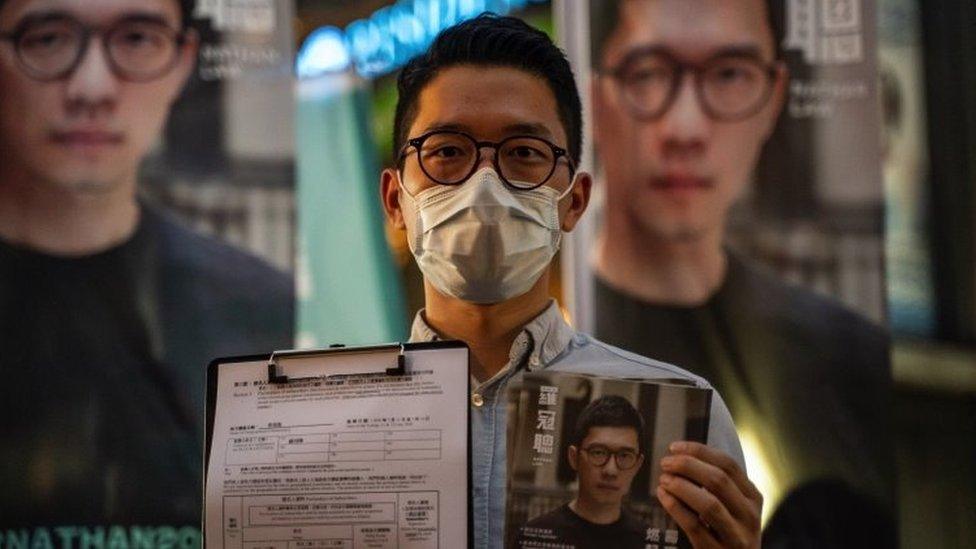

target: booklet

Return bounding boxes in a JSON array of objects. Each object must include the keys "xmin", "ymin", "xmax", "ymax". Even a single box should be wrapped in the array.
[{"xmin": 505, "ymin": 372, "xmax": 712, "ymax": 549}]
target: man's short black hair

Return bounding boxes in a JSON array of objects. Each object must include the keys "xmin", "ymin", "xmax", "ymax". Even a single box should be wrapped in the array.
[
  {"xmin": 393, "ymin": 13, "xmax": 582, "ymax": 165},
  {"xmin": 179, "ymin": 0, "xmax": 194, "ymax": 28},
  {"xmin": 572, "ymin": 395, "xmax": 645, "ymax": 453},
  {"xmin": 0, "ymin": 0, "xmax": 194, "ymax": 28},
  {"xmin": 589, "ymin": 0, "xmax": 785, "ymax": 69}
]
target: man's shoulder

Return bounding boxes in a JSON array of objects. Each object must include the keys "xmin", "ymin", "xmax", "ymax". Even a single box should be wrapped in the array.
[
  {"xmin": 519, "ymin": 504, "xmax": 646, "ymax": 547},
  {"xmin": 553, "ymin": 332, "xmax": 713, "ymax": 389},
  {"xmin": 618, "ymin": 507, "xmax": 646, "ymax": 532},
  {"xmin": 727, "ymin": 253, "xmax": 888, "ymax": 349},
  {"xmin": 516, "ymin": 505, "xmax": 577, "ymax": 546},
  {"xmin": 523, "ymin": 504, "xmax": 572, "ymax": 530},
  {"xmin": 146, "ymin": 206, "xmax": 294, "ymax": 359},
  {"xmin": 147, "ymin": 206, "xmax": 294, "ymax": 302}
]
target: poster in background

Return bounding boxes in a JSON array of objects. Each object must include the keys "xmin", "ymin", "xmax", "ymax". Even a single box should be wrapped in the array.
[
  {"xmin": 563, "ymin": 0, "xmax": 886, "ymax": 327},
  {"xmin": 0, "ymin": 0, "xmax": 296, "ymax": 541},
  {"xmin": 562, "ymin": 0, "xmax": 892, "ymax": 526}
]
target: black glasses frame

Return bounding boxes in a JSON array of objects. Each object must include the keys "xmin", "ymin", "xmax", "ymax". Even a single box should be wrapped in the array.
[
  {"xmin": 600, "ymin": 47, "xmax": 780, "ymax": 122},
  {"xmin": 580, "ymin": 445, "xmax": 642, "ymax": 470},
  {"xmin": 398, "ymin": 130, "xmax": 577, "ymax": 191},
  {"xmin": 0, "ymin": 15, "xmax": 187, "ymax": 83}
]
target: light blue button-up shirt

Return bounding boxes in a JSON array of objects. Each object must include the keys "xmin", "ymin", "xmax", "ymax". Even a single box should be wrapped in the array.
[{"xmin": 410, "ymin": 300, "xmax": 745, "ymax": 549}]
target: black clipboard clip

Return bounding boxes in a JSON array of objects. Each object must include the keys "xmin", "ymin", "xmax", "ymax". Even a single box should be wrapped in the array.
[{"xmin": 267, "ymin": 343, "xmax": 407, "ymax": 384}]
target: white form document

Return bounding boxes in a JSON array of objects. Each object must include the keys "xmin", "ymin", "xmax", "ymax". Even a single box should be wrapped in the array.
[{"xmin": 204, "ymin": 344, "xmax": 469, "ymax": 548}]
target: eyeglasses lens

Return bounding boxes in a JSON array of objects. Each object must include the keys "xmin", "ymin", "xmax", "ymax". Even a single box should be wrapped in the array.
[
  {"xmin": 619, "ymin": 53, "xmax": 772, "ymax": 120},
  {"xmin": 419, "ymin": 132, "xmax": 478, "ymax": 185},
  {"xmin": 14, "ymin": 17, "xmax": 179, "ymax": 81},
  {"xmin": 16, "ymin": 18, "xmax": 82, "ymax": 77},
  {"xmin": 418, "ymin": 132, "xmax": 558, "ymax": 188},
  {"xmin": 107, "ymin": 21, "xmax": 179, "ymax": 79}
]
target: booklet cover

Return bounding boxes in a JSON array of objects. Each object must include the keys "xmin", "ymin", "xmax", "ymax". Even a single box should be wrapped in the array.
[{"xmin": 505, "ymin": 372, "xmax": 712, "ymax": 549}]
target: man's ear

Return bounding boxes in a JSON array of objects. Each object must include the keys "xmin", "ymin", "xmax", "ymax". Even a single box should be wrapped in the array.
[
  {"xmin": 380, "ymin": 168, "xmax": 406, "ymax": 230},
  {"xmin": 172, "ymin": 28, "xmax": 199, "ymax": 97},
  {"xmin": 590, "ymin": 77, "xmax": 605, "ymax": 147},
  {"xmin": 560, "ymin": 172, "xmax": 592, "ymax": 232},
  {"xmin": 568, "ymin": 445, "xmax": 579, "ymax": 472},
  {"xmin": 635, "ymin": 453, "xmax": 645, "ymax": 471},
  {"xmin": 762, "ymin": 62, "xmax": 790, "ymax": 141}
]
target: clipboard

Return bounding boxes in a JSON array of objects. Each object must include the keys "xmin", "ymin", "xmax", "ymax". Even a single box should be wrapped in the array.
[{"xmin": 203, "ymin": 341, "xmax": 472, "ymax": 548}]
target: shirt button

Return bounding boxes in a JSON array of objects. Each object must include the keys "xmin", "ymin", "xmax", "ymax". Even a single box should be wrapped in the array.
[{"xmin": 471, "ymin": 393, "xmax": 484, "ymax": 407}]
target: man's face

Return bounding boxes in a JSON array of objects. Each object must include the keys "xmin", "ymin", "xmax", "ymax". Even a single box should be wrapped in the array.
[
  {"xmin": 593, "ymin": 0, "xmax": 785, "ymax": 242},
  {"xmin": 569, "ymin": 426, "xmax": 644, "ymax": 508},
  {"xmin": 395, "ymin": 65, "xmax": 577, "ymax": 224},
  {"xmin": 0, "ymin": 0, "xmax": 194, "ymax": 193}
]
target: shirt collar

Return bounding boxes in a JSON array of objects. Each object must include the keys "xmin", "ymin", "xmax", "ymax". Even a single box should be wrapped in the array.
[{"xmin": 408, "ymin": 299, "xmax": 576, "ymax": 372}]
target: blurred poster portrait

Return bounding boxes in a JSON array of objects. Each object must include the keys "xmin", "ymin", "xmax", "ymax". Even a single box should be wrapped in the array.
[
  {"xmin": 0, "ymin": 0, "xmax": 294, "ymax": 540},
  {"xmin": 576, "ymin": 0, "xmax": 893, "ymax": 534}
]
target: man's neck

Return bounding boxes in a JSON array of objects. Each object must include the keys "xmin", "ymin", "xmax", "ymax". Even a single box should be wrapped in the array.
[
  {"xmin": 569, "ymin": 497, "xmax": 621, "ymax": 525},
  {"xmin": 594, "ymin": 217, "xmax": 727, "ymax": 307},
  {"xmin": 422, "ymin": 274, "xmax": 552, "ymax": 382},
  {"xmin": 0, "ymin": 175, "xmax": 139, "ymax": 256}
]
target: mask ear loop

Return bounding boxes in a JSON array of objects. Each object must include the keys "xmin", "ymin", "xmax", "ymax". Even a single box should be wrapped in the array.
[
  {"xmin": 546, "ymin": 171, "xmax": 582, "ymax": 248},
  {"xmin": 395, "ymin": 170, "xmax": 425, "ymax": 252},
  {"xmin": 555, "ymin": 171, "xmax": 580, "ymax": 201},
  {"xmin": 396, "ymin": 169, "xmax": 417, "ymax": 200}
]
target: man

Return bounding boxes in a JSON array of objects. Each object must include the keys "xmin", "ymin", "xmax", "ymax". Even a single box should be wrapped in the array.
[
  {"xmin": 380, "ymin": 14, "xmax": 762, "ymax": 549},
  {"xmin": 516, "ymin": 395, "xmax": 648, "ymax": 548},
  {"xmin": 0, "ymin": 0, "xmax": 293, "ymax": 540},
  {"xmin": 588, "ymin": 0, "xmax": 893, "ymax": 533}
]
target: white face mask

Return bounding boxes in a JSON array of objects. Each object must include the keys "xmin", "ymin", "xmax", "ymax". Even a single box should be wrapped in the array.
[{"xmin": 399, "ymin": 166, "xmax": 576, "ymax": 304}]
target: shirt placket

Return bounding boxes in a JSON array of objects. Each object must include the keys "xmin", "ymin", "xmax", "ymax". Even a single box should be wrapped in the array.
[{"xmin": 470, "ymin": 333, "xmax": 532, "ymax": 548}]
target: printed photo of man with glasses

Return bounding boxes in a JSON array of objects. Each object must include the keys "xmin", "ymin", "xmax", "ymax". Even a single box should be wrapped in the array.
[
  {"xmin": 516, "ymin": 395, "xmax": 649, "ymax": 548},
  {"xmin": 0, "ymin": 0, "xmax": 292, "ymax": 538},
  {"xmin": 586, "ymin": 0, "xmax": 893, "ymax": 544}
]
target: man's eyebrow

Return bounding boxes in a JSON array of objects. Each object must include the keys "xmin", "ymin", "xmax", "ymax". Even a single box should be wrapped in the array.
[
  {"xmin": 500, "ymin": 122, "xmax": 554, "ymax": 139},
  {"xmin": 614, "ymin": 43, "xmax": 768, "ymax": 67},
  {"xmin": 10, "ymin": 9, "xmax": 175, "ymax": 29},
  {"xmin": 117, "ymin": 12, "xmax": 178, "ymax": 27},
  {"xmin": 420, "ymin": 122, "xmax": 471, "ymax": 134},
  {"xmin": 707, "ymin": 45, "xmax": 767, "ymax": 60},
  {"xmin": 418, "ymin": 122, "xmax": 555, "ymax": 140},
  {"xmin": 8, "ymin": 10, "xmax": 74, "ymax": 29}
]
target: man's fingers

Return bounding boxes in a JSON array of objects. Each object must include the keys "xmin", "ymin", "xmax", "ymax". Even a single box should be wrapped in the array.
[
  {"xmin": 656, "ymin": 485, "xmax": 719, "ymax": 549},
  {"xmin": 660, "ymin": 473, "xmax": 743, "ymax": 546},
  {"xmin": 670, "ymin": 441, "xmax": 763, "ymax": 504},
  {"xmin": 660, "ymin": 451, "xmax": 759, "ymax": 525}
]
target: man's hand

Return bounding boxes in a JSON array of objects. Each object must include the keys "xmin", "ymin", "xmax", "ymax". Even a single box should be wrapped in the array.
[{"xmin": 656, "ymin": 441, "xmax": 762, "ymax": 549}]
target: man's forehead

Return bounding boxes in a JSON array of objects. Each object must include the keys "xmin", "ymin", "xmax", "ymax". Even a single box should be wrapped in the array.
[
  {"xmin": 410, "ymin": 65, "xmax": 566, "ymax": 143},
  {"xmin": 584, "ymin": 425, "xmax": 640, "ymax": 448},
  {"xmin": 0, "ymin": 0, "xmax": 181, "ymax": 26},
  {"xmin": 604, "ymin": 0, "xmax": 775, "ymax": 65}
]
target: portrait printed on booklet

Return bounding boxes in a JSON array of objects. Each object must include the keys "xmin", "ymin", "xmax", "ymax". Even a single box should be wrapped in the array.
[{"xmin": 505, "ymin": 372, "xmax": 712, "ymax": 549}]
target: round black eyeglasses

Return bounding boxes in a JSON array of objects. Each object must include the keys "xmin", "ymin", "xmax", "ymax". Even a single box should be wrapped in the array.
[
  {"xmin": 581, "ymin": 445, "xmax": 641, "ymax": 470},
  {"xmin": 0, "ymin": 15, "xmax": 186, "ymax": 82},
  {"xmin": 398, "ymin": 130, "xmax": 576, "ymax": 191},
  {"xmin": 600, "ymin": 48, "xmax": 780, "ymax": 122}
]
